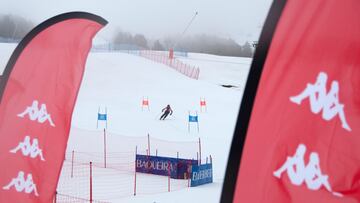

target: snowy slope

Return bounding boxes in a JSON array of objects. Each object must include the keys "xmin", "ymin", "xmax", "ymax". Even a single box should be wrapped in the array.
[{"xmin": 0, "ymin": 43, "xmax": 251, "ymax": 202}]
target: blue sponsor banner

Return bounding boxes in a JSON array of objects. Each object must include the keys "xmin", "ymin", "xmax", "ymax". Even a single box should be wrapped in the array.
[
  {"xmin": 98, "ymin": 113, "xmax": 107, "ymax": 120},
  {"xmin": 191, "ymin": 163, "xmax": 213, "ymax": 187},
  {"xmin": 189, "ymin": 115, "xmax": 198, "ymax": 122},
  {"xmin": 136, "ymin": 155, "xmax": 197, "ymax": 179}
]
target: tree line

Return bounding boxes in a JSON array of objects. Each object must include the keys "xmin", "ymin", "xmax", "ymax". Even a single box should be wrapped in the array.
[
  {"xmin": 113, "ymin": 31, "xmax": 254, "ymax": 58},
  {"xmin": 0, "ymin": 13, "xmax": 254, "ymax": 58},
  {"xmin": 0, "ymin": 14, "xmax": 34, "ymax": 40}
]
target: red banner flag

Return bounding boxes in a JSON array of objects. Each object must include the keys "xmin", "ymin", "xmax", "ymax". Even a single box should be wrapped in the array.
[
  {"xmin": 0, "ymin": 12, "xmax": 106, "ymax": 202},
  {"xmin": 222, "ymin": 0, "xmax": 360, "ymax": 202}
]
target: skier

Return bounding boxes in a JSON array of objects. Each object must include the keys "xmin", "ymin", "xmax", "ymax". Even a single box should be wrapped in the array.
[{"xmin": 159, "ymin": 104, "xmax": 173, "ymax": 120}]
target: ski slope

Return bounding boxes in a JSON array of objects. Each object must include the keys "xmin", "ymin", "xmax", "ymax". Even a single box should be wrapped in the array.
[{"xmin": 0, "ymin": 42, "xmax": 251, "ymax": 202}]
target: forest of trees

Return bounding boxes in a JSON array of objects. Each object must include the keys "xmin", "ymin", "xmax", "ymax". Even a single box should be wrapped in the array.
[
  {"xmin": 170, "ymin": 35, "xmax": 253, "ymax": 57},
  {"xmin": 0, "ymin": 14, "xmax": 34, "ymax": 40},
  {"xmin": 113, "ymin": 31, "xmax": 149, "ymax": 49},
  {"xmin": 0, "ymin": 13, "xmax": 254, "ymax": 58},
  {"xmin": 112, "ymin": 31, "xmax": 254, "ymax": 57}
]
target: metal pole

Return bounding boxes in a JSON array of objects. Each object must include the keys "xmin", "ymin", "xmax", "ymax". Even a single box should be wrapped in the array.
[
  {"xmin": 142, "ymin": 96, "xmax": 144, "ymax": 111},
  {"xmin": 147, "ymin": 133, "xmax": 151, "ymax": 156},
  {"xmin": 188, "ymin": 111, "xmax": 190, "ymax": 133},
  {"xmin": 199, "ymin": 137, "xmax": 202, "ymax": 165},
  {"xmin": 134, "ymin": 146, "xmax": 137, "ymax": 196},
  {"xmin": 196, "ymin": 111, "xmax": 199, "ymax": 132},
  {"xmin": 104, "ymin": 128, "xmax": 107, "ymax": 168},
  {"xmin": 105, "ymin": 107, "xmax": 108, "ymax": 129},
  {"xmin": 173, "ymin": 11, "xmax": 198, "ymax": 49},
  {"xmin": 71, "ymin": 150, "xmax": 74, "ymax": 178},
  {"xmin": 90, "ymin": 162, "xmax": 93, "ymax": 203},
  {"xmin": 96, "ymin": 107, "xmax": 100, "ymax": 129},
  {"xmin": 168, "ymin": 161, "xmax": 171, "ymax": 192}
]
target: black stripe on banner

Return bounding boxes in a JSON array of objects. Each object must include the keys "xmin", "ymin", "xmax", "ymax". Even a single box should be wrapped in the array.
[{"xmin": 220, "ymin": 0, "xmax": 287, "ymax": 202}]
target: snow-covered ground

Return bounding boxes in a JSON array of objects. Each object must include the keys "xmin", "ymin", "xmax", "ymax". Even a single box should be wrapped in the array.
[{"xmin": 0, "ymin": 42, "xmax": 251, "ymax": 203}]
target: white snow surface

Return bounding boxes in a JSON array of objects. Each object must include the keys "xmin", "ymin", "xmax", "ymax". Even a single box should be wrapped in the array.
[{"xmin": 0, "ymin": 43, "xmax": 251, "ymax": 203}]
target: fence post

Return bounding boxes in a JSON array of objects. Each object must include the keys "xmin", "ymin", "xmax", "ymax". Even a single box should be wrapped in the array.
[
  {"xmin": 198, "ymin": 138, "xmax": 202, "ymax": 165},
  {"xmin": 189, "ymin": 66, "xmax": 194, "ymax": 79},
  {"xmin": 71, "ymin": 150, "xmax": 74, "ymax": 178},
  {"xmin": 197, "ymin": 152, "xmax": 199, "ymax": 164},
  {"xmin": 134, "ymin": 146, "xmax": 137, "ymax": 196},
  {"xmin": 188, "ymin": 111, "xmax": 190, "ymax": 133},
  {"xmin": 196, "ymin": 111, "xmax": 199, "ymax": 132},
  {"xmin": 90, "ymin": 162, "xmax": 93, "ymax": 203},
  {"xmin": 104, "ymin": 128, "xmax": 107, "ymax": 168},
  {"xmin": 168, "ymin": 161, "xmax": 171, "ymax": 192},
  {"xmin": 147, "ymin": 133, "xmax": 151, "ymax": 156},
  {"xmin": 187, "ymin": 160, "xmax": 191, "ymax": 188}
]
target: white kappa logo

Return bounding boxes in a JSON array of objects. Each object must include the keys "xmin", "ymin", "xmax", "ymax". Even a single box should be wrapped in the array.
[
  {"xmin": 289, "ymin": 72, "xmax": 351, "ymax": 131},
  {"xmin": 10, "ymin": 135, "xmax": 45, "ymax": 161},
  {"xmin": 273, "ymin": 144, "xmax": 342, "ymax": 197},
  {"xmin": 17, "ymin": 100, "xmax": 55, "ymax": 127},
  {"xmin": 2, "ymin": 171, "xmax": 39, "ymax": 196}
]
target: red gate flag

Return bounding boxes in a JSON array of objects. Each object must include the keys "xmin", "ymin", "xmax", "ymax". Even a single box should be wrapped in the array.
[
  {"xmin": 222, "ymin": 0, "xmax": 360, "ymax": 202},
  {"xmin": 0, "ymin": 12, "xmax": 107, "ymax": 202}
]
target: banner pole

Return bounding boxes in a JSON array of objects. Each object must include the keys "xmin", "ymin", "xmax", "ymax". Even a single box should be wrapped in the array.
[
  {"xmin": 104, "ymin": 128, "xmax": 107, "ymax": 168},
  {"xmin": 196, "ymin": 111, "xmax": 199, "ymax": 132},
  {"xmin": 142, "ymin": 96, "xmax": 144, "ymax": 111},
  {"xmin": 90, "ymin": 162, "xmax": 93, "ymax": 203},
  {"xmin": 199, "ymin": 137, "xmax": 202, "ymax": 165},
  {"xmin": 205, "ymin": 98, "xmax": 207, "ymax": 112},
  {"xmin": 71, "ymin": 150, "xmax": 74, "ymax": 178},
  {"xmin": 188, "ymin": 111, "xmax": 190, "ymax": 133},
  {"xmin": 147, "ymin": 133, "xmax": 151, "ymax": 156},
  {"xmin": 105, "ymin": 107, "xmax": 108, "ymax": 129},
  {"xmin": 187, "ymin": 160, "xmax": 191, "ymax": 187},
  {"xmin": 168, "ymin": 161, "xmax": 171, "ymax": 192},
  {"xmin": 96, "ymin": 106, "xmax": 100, "ymax": 129},
  {"xmin": 134, "ymin": 146, "xmax": 137, "ymax": 196}
]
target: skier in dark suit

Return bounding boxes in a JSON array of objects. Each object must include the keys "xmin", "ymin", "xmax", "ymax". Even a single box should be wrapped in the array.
[{"xmin": 160, "ymin": 104, "xmax": 173, "ymax": 120}]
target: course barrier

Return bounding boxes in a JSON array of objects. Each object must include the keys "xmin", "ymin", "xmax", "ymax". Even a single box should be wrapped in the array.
[
  {"xmin": 56, "ymin": 127, "xmax": 208, "ymax": 202},
  {"xmin": 139, "ymin": 50, "xmax": 200, "ymax": 80}
]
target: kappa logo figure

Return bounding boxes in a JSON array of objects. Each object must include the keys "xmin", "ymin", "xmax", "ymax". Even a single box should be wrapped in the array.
[
  {"xmin": 17, "ymin": 100, "xmax": 55, "ymax": 127},
  {"xmin": 273, "ymin": 144, "xmax": 342, "ymax": 197},
  {"xmin": 9, "ymin": 136, "xmax": 45, "ymax": 161},
  {"xmin": 290, "ymin": 72, "xmax": 351, "ymax": 131},
  {"xmin": 2, "ymin": 171, "xmax": 39, "ymax": 196}
]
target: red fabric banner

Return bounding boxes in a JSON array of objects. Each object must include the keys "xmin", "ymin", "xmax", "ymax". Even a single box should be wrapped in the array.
[
  {"xmin": 234, "ymin": 1, "xmax": 360, "ymax": 202},
  {"xmin": 0, "ymin": 13, "xmax": 106, "ymax": 202},
  {"xmin": 142, "ymin": 100, "xmax": 149, "ymax": 106}
]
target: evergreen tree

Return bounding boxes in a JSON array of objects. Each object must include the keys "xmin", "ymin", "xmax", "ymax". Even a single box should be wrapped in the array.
[
  {"xmin": 242, "ymin": 41, "xmax": 253, "ymax": 57},
  {"xmin": 152, "ymin": 40, "xmax": 164, "ymax": 50}
]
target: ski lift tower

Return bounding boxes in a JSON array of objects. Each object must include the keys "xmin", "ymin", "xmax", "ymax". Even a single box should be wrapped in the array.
[{"xmin": 170, "ymin": 11, "xmax": 198, "ymax": 59}]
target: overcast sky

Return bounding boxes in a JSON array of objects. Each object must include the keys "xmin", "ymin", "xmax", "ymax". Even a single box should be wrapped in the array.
[{"xmin": 1, "ymin": 0, "xmax": 272, "ymax": 44}]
